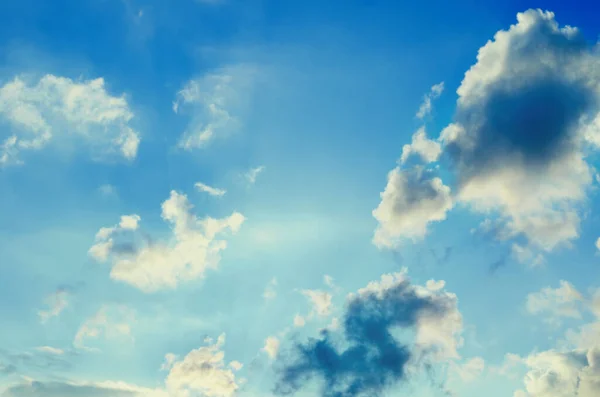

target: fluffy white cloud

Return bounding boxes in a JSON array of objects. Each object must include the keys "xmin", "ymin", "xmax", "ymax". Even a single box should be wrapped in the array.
[
  {"xmin": 73, "ymin": 305, "xmax": 134, "ymax": 350},
  {"xmin": 38, "ymin": 289, "xmax": 70, "ymax": 324},
  {"xmin": 372, "ymin": 166, "xmax": 453, "ymax": 248},
  {"xmin": 89, "ymin": 190, "xmax": 245, "ymax": 292},
  {"xmin": 301, "ymin": 289, "xmax": 333, "ymax": 317},
  {"xmin": 164, "ymin": 334, "xmax": 244, "ymax": 397},
  {"xmin": 440, "ymin": 9, "xmax": 600, "ymax": 257},
  {"xmin": 262, "ymin": 336, "xmax": 280, "ymax": 359},
  {"xmin": 526, "ymin": 280, "xmax": 584, "ymax": 323},
  {"xmin": 0, "ymin": 75, "xmax": 140, "ymax": 166},
  {"xmin": 174, "ymin": 65, "xmax": 256, "ymax": 149},
  {"xmin": 195, "ymin": 182, "xmax": 226, "ymax": 197},
  {"xmin": 400, "ymin": 127, "xmax": 442, "ymax": 165},
  {"xmin": 416, "ymin": 82, "xmax": 444, "ymax": 119}
]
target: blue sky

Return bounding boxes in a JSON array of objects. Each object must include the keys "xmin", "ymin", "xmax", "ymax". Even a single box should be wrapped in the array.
[{"xmin": 1, "ymin": 0, "xmax": 600, "ymax": 396}]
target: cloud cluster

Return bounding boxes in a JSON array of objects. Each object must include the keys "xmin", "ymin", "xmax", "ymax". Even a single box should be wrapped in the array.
[
  {"xmin": 173, "ymin": 65, "xmax": 256, "ymax": 149},
  {"xmin": 275, "ymin": 271, "xmax": 462, "ymax": 397},
  {"xmin": 89, "ymin": 190, "xmax": 244, "ymax": 292},
  {"xmin": 374, "ymin": 9, "xmax": 600, "ymax": 261},
  {"xmin": 0, "ymin": 75, "xmax": 140, "ymax": 166}
]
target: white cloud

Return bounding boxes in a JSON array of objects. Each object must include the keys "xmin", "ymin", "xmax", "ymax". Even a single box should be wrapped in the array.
[
  {"xmin": 262, "ymin": 336, "xmax": 280, "ymax": 359},
  {"xmin": 98, "ymin": 184, "xmax": 117, "ymax": 197},
  {"xmin": 195, "ymin": 182, "xmax": 226, "ymax": 197},
  {"xmin": 73, "ymin": 305, "xmax": 134, "ymax": 350},
  {"xmin": 400, "ymin": 127, "xmax": 442, "ymax": 164},
  {"xmin": 174, "ymin": 65, "xmax": 256, "ymax": 149},
  {"xmin": 526, "ymin": 280, "xmax": 584, "ymax": 323},
  {"xmin": 0, "ymin": 379, "xmax": 169, "ymax": 397},
  {"xmin": 245, "ymin": 165, "xmax": 265, "ymax": 185},
  {"xmin": 293, "ymin": 314, "xmax": 306, "ymax": 327},
  {"xmin": 89, "ymin": 190, "xmax": 245, "ymax": 292},
  {"xmin": 0, "ymin": 74, "xmax": 140, "ymax": 166},
  {"xmin": 323, "ymin": 275, "xmax": 335, "ymax": 289},
  {"xmin": 301, "ymin": 289, "xmax": 333, "ymax": 317},
  {"xmin": 450, "ymin": 356, "xmax": 485, "ymax": 383},
  {"xmin": 372, "ymin": 166, "xmax": 453, "ymax": 248},
  {"xmin": 164, "ymin": 333, "xmax": 244, "ymax": 397},
  {"xmin": 416, "ymin": 82, "xmax": 444, "ymax": 119},
  {"xmin": 596, "ymin": 237, "xmax": 600, "ymax": 251},
  {"xmin": 439, "ymin": 9, "xmax": 600, "ymax": 256},
  {"xmin": 38, "ymin": 289, "xmax": 70, "ymax": 324},
  {"xmin": 263, "ymin": 277, "xmax": 278, "ymax": 300},
  {"xmin": 35, "ymin": 346, "xmax": 65, "ymax": 355}
]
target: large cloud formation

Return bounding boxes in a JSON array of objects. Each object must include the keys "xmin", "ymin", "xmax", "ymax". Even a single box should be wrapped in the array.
[
  {"xmin": 373, "ymin": 9, "xmax": 600, "ymax": 259},
  {"xmin": 274, "ymin": 271, "xmax": 462, "ymax": 397},
  {"xmin": 89, "ymin": 190, "xmax": 244, "ymax": 292},
  {"xmin": 0, "ymin": 75, "xmax": 140, "ymax": 166}
]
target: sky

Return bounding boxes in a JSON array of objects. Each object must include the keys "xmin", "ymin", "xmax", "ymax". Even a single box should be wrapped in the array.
[{"xmin": 1, "ymin": 0, "xmax": 600, "ymax": 396}]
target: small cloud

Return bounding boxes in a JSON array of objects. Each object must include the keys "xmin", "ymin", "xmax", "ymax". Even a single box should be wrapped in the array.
[
  {"xmin": 35, "ymin": 346, "xmax": 65, "ymax": 355},
  {"xmin": 98, "ymin": 184, "xmax": 117, "ymax": 197},
  {"xmin": 293, "ymin": 314, "xmax": 305, "ymax": 328},
  {"xmin": 245, "ymin": 165, "xmax": 265, "ymax": 185},
  {"xmin": 416, "ymin": 82, "xmax": 444, "ymax": 119},
  {"xmin": 300, "ymin": 289, "xmax": 332, "ymax": 317},
  {"xmin": 195, "ymin": 181, "xmax": 226, "ymax": 197},
  {"xmin": 323, "ymin": 275, "xmax": 335, "ymax": 289},
  {"xmin": 262, "ymin": 336, "xmax": 280, "ymax": 360}
]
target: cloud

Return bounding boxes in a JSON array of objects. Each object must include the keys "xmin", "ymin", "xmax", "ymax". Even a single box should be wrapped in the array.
[
  {"xmin": 98, "ymin": 184, "xmax": 118, "ymax": 197},
  {"xmin": 526, "ymin": 280, "xmax": 584, "ymax": 323},
  {"xmin": 300, "ymin": 289, "xmax": 333, "ymax": 317},
  {"xmin": 34, "ymin": 347, "xmax": 64, "ymax": 356},
  {"xmin": 275, "ymin": 270, "xmax": 462, "ymax": 397},
  {"xmin": 293, "ymin": 315, "xmax": 306, "ymax": 328},
  {"xmin": 416, "ymin": 82, "xmax": 444, "ymax": 119},
  {"xmin": 263, "ymin": 337, "xmax": 281, "ymax": 360},
  {"xmin": 323, "ymin": 275, "xmax": 335, "ymax": 289},
  {"xmin": 173, "ymin": 64, "xmax": 256, "ymax": 149},
  {"xmin": 73, "ymin": 305, "xmax": 134, "ymax": 350},
  {"xmin": 195, "ymin": 182, "xmax": 226, "ymax": 197},
  {"xmin": 400, "ymin": 127, "xmax": 442, "ymax": 165},
  {"xmin": 449, "ymin": 357, "xmax": 485, "ymax": 383},
  {"xmin": 89, "ymin": 190, "xmax": 245, "ymax": 292},
  {"xmin": 439, "ymin": 9, "xmax": 600, "ymax": 257},
  {"xmin": 163, "ymin": 333, "xmax": 244, "ymax": 397},
  {"xmin": 245, "ymin": 165, "xmax": 265, "ymax": 185},
  {"xmin": 372, "ymin": 166, "xmax": 453, "ymax": 248},
  {"xmin": 596, "ymin": 237, "xmax": 600, "ymax": 251},
  {"xmin": 263, "ymin": 278, "xmax": 278, "ymax": 300},
  {"xmin": 515, "ymin": 348, "xmax": 600, "ymax": 397},
  {"xmin": 0, "ymin": 74, "xmax": 140, "ymax": 166},
  {"xmin": 38, "ymin": 289, "xmax": 70, "ymax": 323},
  {"xmin": 0, "ymin": 380, "xmax": 168, "ymax": 397}
]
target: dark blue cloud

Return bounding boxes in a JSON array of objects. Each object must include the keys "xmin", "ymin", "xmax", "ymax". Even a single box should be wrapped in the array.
[{"xmin": 274, "ymin": 277, "xmax": 453, "ymax": 397}]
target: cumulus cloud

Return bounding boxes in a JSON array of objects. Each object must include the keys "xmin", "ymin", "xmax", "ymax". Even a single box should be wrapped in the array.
[
  {"xmin": 263, "ymin": 337, "xmax": 281, "ymax": 360},
  {"xmin": 293, "ymin": 315, "xmax": 306, "ymax": 328},
  {"xmin": 195, "ymin": 182, "xmax": 226, "ymax": 197},
  {"xmin": 73, "ymin": 306, "xmax": 134, "ymax": 350},
  {"xmin": 163, "ymin": 333, "xmax": 244, "ymax": 397},
  {"xmin": 372, "ymin": 166, "xmax": 453, "ymax": 248},
  {"xmin": 89, "ymin": 190, "xmax": 244, "ymax": 292},
  {"xmin": 526, "ymin": 280, "xmax": 584, "ymax": 323},
  {"xmin": 0, "ymin": 74, "xmax": 140, "ymax": 166},
  {"xmin": 400, "ymin": 127, "xmax": 442, "ymax": 165},
  {"xmin": 275, "ymin": 270, "xmax": 463, "ymax": 397},
  {"xmin": 439, "ymin": 9, "xmax": 600, "ymax": 257},
  {"xmin": 416, "ymin": 82, "xmax": 444, "ymax": 119},
  {"xmin": 173, "ymin": 64, "xmax": 256, "ymax": 149},
  {"xmin": 38, "ymin": 289, "xmax": 70, "ymax": 323}
]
